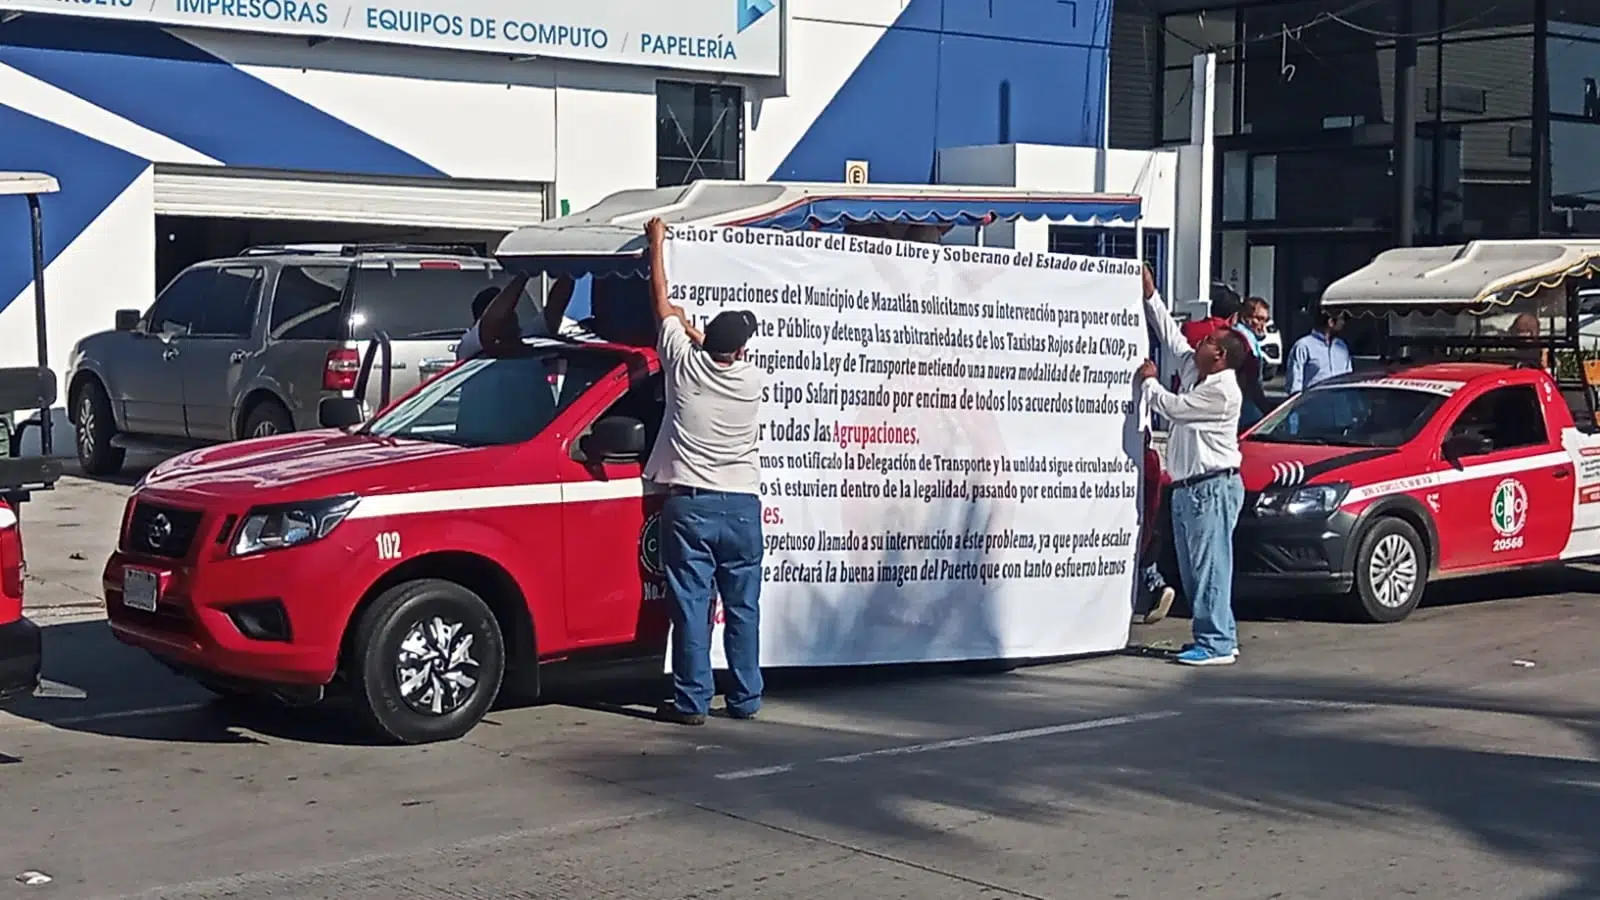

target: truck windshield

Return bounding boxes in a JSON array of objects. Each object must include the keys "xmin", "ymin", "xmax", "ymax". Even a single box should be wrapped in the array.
[
  {"xmin": 367, "ymin": 351, "xmax": 616, "ymax": 447},
  {"xmin": 1249, "ymin": 385, "xmax": 1449, "ymax": 448}
]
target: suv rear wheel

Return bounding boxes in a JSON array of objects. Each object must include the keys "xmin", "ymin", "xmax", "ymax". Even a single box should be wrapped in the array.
[
  {"xmin": 1348, "ymin": 517, "xmax": 1427, "ymax": 623},
  {"xmin": 74, "ymin": 379, "xmax": 125, "ymax": 476},
  {"xmin": 349, "ymin": 578, "xmax": 505, "ymax": 744},
  {"xmin": 241, "ymin": 399, "xmax": 293, "ymax": 439}
]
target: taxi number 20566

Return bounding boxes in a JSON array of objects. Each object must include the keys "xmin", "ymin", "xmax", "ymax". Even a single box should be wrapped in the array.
[{"xmin": 1492, "ymin": 535, "xmax": 1525, "ymax": 553}]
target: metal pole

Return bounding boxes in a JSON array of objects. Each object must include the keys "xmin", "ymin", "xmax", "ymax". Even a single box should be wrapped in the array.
[
  {"xmin": 27, "ymin": 193, "xmax": 51, "ymax": 456},
  {"xmin": 1394, "ymin": 0, "xmax": 1418, "ymax": 247}
]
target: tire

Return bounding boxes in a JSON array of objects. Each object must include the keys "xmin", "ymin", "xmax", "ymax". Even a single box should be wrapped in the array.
[
  {"xmin": 241, "ymin": 399, "xmax": 293, "ymax": 440},
  {"xmin": 348, "ymin": 578, "xmax": 506, "ymax": 745},
  {"xmin": 74, "ymin": 379, "xmax": 126, "ymax": 476},
  {"xmin": 1347, "ymin": 517, "xmax": 1427, "ymax": 623}
]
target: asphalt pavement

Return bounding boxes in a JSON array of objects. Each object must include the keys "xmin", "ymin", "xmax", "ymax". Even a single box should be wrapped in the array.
[{"xmin": 2, "ymin": 465, "xmax": 1598, "ymax": 899}]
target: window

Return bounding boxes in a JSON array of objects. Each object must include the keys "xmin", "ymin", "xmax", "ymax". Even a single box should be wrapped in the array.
[
  {"xmin": 147, "ymin": 268, "xmax": 211, "ymax": 336},
  {"xmin": 1437, "ymin": 37, "xmax": 1533, "ymax": 121},
  {"xmin": 1436, "ymin": 121, "xmax": 1534, "ymax": 239},
  {"xmin": 346, "ymin": 267, "xmax": 536, "ymax": 341},
  {"xmin": 1047, "ymin": 226, "xmax": 1168, "ymax": 281},
  {"xmin": 1250, "ymin": 386, "xmax": 1450, "ymax": 448},
  {"xmin": 1446, "ymin": 385, "xmax": 1548, "ymax": 451},
  {"xmin": 656, "ymin": 81, "xmax": 743, "ymax": 187},
  {"xmin": 368, "ymin": 351, "xmax": 617, "ymax": 447},
  {"xmin": 270, "ymin": 265, "xmax": 349, "ymax": 341},
  {"xmin": 191, "ymin": 266, "xmax": 262, "ymax": 338}
]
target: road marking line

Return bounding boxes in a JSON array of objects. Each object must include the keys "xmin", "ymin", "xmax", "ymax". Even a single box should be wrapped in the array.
[
  {"xmin": 715, "ymin": 764, "xmax": 794, "ymax": 781},
  {"xmin": 714, "ymin": 710, "xmax": 1179, "ymax": 781}
]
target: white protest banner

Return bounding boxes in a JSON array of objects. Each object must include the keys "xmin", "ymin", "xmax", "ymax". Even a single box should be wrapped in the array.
[
  {"xmin": 664, "ymin": 227, "xmax": 1147, "ymax": 669},
  {"xmin": 0, "ymin": 0, "xmax": 782, "ymax": 77}
]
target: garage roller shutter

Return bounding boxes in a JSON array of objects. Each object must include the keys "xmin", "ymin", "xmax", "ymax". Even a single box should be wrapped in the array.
[{"xmin": 153, "ymin": 166, "xmax": 549, "ymax": 231}]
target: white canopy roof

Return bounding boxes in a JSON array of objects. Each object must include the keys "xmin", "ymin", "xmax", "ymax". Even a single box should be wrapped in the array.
[
  {"xmin": 1323, "ymin": 240, "xmax": 1600, "ymax": 312},
  {"xmin": 495, "ymin": 180, "xmax": 1142, "ymax": 278},
  {"xmin": 0, "ymin": 172, "xmax": 59, "ymax": 196}
]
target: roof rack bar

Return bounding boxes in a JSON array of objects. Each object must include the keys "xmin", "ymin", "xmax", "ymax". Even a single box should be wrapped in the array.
[{"xmin": 237, "ymin": 243, "xmax": 486, "ymax": 258}]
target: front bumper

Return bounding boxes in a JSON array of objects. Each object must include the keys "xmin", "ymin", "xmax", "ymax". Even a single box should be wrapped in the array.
[
  {"xmin": 1232, "ymin": 501, "xmax": 1360, "ymax": 599},
  {"xmin": 103, "ymin": 544, "xmax": 366, "ymax": 688},
  {"xmin": 0, "ymin": 616, "xmax": 42, "ymax": 703}
]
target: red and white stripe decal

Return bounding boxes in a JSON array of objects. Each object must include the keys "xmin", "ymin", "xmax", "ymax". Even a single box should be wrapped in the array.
[
  {"xmin": 1341, "ymin": 451, "xmax": 1571, "ymax": 507},
  {"xmin": 0, "ymin": 506, "xmax": 14, "ymax": 529},
  {"xmin": 345, "ymin": 478, "xmax": 654, "ymax": 520}
]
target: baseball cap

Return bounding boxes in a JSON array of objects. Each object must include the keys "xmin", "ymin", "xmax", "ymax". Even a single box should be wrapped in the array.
[{"xmin": 702, "ymin": 310, "xmax": 758, "ymax": 356}]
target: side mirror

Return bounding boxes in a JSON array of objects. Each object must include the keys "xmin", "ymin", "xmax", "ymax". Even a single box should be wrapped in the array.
[
  {"xmin": 319, "ymin": 397, "xmax": 365, "ymax": 430},
  {"xmin": 1442, "ymin": 433, "xmax": 1493, "ymax": 462},
  {"xmin": 580, "ymin": 416, "xmax": 647, "ymax": 462},
  {"xmin": 114, "ymin": 309, "xmax": 141, "ymax": 332}
]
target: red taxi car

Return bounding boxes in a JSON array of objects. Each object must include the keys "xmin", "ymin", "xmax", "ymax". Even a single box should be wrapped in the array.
[
  {"xmin": 105, "ymin": 339, "xmax": 673, "ymax": 743},
  {"xmin": 1233, "ymin": 362, "xmax": 1600, "ymax": 622}
]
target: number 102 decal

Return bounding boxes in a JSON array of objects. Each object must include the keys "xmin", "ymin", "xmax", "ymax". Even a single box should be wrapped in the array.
[{"xmin": 376, "ymin": 531, "xmax": 402, "ymax": 560}]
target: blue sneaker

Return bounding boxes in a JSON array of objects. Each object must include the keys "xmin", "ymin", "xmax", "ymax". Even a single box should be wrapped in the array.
[
  {"xmin": 1174, "ymin": 646, "xmax": 1236, "ymax": 666},
  {"xmin": 1181, "ymin": 643, "xmax": 1239, "ymax": 658}
]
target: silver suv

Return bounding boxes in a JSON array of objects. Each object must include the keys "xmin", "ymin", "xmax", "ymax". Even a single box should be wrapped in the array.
[{"xmin": 65, "ymin": 244, "xmax": 537, "ymax": 476}]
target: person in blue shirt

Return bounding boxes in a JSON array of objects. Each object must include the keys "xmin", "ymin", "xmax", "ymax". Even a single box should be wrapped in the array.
[
  {"xmin": 1232, "ymin": 296, "xmax": 1274, "ymax": 430},
  {"xmin": 1286, "ymin": 302, "xmax": 1353, "ymax": 395}
]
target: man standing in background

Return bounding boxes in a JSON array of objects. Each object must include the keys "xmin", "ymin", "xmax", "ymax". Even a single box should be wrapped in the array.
[
  {"xmin": 1234, "ymin": 297, "xmax": 1274, "ymax": 430},
  {"xmin": 642, "ymin": 217, "xmax": 767, "ymax": 726},
  {"xmin": 1285, "ymin": 302, "xmax": 1352, "ymax": 395}
]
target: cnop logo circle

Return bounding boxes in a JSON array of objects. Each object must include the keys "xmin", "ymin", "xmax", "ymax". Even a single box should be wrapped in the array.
[{"xmin": 1490, "ymin": 478, "xmax": 1528, "ymax": 538}]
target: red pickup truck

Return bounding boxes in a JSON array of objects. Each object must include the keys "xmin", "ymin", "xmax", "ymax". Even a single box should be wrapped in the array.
[
  {"xmin": 104, "ymin": 338, "xmax": 673, "ymax": 743},
  {"xmin": 1232, "ymin": 361, "xmax": 1600, "ymax": 622}
]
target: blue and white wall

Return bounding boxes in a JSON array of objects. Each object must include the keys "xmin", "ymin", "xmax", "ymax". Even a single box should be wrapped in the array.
[{"xmin": 0, "ymin": 0, "xmax": 1112, "ymax": 374}]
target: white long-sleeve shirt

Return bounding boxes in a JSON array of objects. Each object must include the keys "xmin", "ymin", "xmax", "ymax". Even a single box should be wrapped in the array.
[{"xmin": 1141, "ymin": 291, "xmax": 1242, "ymax": 483}]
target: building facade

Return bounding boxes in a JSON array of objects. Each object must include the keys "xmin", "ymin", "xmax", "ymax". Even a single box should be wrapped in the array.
[
  {"xmin": 0, "ymin": 0, "xmax": 1113, "ymax": 372},
  {"xmin": 1112, "ymin": 0, "xmax": 1600, "ymax": 346}
]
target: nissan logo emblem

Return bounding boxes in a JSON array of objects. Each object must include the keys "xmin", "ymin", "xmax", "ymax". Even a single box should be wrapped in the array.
[{"xmin": 147, "ymin": 513, "xmax": 173, "ymax": 549}]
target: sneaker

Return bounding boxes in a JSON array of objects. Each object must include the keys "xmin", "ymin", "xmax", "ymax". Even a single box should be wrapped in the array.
[
  {"xmin": 1174, "ymin": 646, "xmax": 1237, "ymax": 667},
  {"xmin": 654, "ymin": 703, "xmax": 707, "ymax": 726},
  {"xmin": 721, "ymin": 706, "xmax": 759, "ymax": 721},
  {"xmin": 1180, "ymin": 643, "xmax": 1239, "ymax": 658},
  {"xmin": 1141, "ymin": 586, "xmax": 1176, "ymax": 624}
]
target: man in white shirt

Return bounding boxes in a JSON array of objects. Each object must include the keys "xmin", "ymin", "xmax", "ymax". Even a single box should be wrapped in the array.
[
  {"xmin": 641, "ymin": 217, "xmax": 766, "ymax": 726},
  {"xmin": 1136, "ymin": 285, "xmax": 1250, "ymax": 666}
]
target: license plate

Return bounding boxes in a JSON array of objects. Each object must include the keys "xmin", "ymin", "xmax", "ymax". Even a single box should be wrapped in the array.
[{"xmin": 123, "ymin": 568, "xmax": 159, "ymax": 612}]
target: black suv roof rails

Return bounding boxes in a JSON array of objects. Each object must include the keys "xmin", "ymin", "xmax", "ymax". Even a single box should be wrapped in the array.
[{"xmin": 237, "ymin": 243, "xmax": 486, "ymax": 258}]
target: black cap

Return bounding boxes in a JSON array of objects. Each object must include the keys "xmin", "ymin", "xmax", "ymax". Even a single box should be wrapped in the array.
[{"xmin": 702, "ymin": 310, "xmax": 758, "ymax": 356}]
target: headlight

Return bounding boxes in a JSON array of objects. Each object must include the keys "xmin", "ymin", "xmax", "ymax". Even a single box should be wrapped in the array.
[
  {"xmin": 231, "ymin": 495, "xmax": 359, "ymax": 556},
  {"xmin": 1255, "ymin": 483, "xmax": 1348, "ymax": 518}
]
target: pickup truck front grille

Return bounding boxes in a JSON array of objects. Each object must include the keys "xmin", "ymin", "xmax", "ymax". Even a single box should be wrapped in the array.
[{"xmin": 125, "ymin": 503, "xmax": 204, "ymax": 560}]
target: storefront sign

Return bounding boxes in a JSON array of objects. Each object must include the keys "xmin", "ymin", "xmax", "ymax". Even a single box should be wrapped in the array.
[
  {"xmin": 0, "ymin": 0, "xmax": 783, "ymax": 77},
  {"xmin": 662, "ymin": 227, "xmax": 1146, "ymax": 669}
]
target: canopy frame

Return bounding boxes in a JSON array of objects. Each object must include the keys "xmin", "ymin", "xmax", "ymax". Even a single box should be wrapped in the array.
[
  {"xmin": 494, "ymin": 179, "xmax": 1144, "ymax": 281},
  {"xmin": 0, "ymin": 172, "xmax": 63, "ymax": 497}
]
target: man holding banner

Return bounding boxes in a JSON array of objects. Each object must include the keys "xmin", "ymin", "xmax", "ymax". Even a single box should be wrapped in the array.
[
  {"xmin": 642, "ymin": 218, "xmax": 768, "ymax": 726},
  {"xmin": 1136, "ymin": 283, "xmax": 1249, "ymax": 667}
]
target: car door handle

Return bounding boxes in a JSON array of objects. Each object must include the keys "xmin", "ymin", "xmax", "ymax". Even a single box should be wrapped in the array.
[
  {"xmin": 229, "ymin": 350, "xmax": 247, "ymax": 364},
  {"xmin": 1554, "ymin": 468, "xmax": 1571, "ymax": 479},
  {"xmin": 162, "ymin": 347, "xmax": 179, "ymax": 361}
]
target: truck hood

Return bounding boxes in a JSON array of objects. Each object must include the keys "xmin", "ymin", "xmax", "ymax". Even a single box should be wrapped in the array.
[
  {"xmin": 139, "ymin": 430, "xmax": 498, "ymax": 504},
  {"xmin": 1240, "ymin": 439, "xmax": 1403, "ymax": 493}
]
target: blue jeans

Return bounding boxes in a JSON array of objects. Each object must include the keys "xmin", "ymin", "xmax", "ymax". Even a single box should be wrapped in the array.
[
  {"xmin": 1169, "ymin": 472, "xmax": 1244, "ymax": 656},
  {"xmin": 662, "ymin": 488, "xmax": 764, "ymax": 716}
]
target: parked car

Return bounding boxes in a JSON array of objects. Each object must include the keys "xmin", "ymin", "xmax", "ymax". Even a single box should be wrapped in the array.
[
  {"xmin": 1229, "ymin": 362, "xmax": 1600, "ymax": 623},
  {"xmin": 1258, "ymin": 319, "xmax": 1283, "ymax": 378},
  {"xmin": 65, "ymin": 244, "xmax": 540, "ymax": 476}
]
